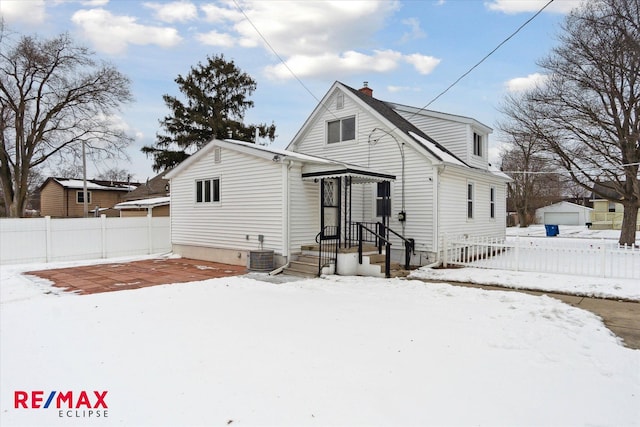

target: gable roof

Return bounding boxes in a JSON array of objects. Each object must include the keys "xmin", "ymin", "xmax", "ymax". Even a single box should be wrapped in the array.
[
  {"xmin": 122, "ymin": 170, "xmax": 170, "ymax": 201},
  {"xmin": 592, "ymin": 182, "xmax": 625, "ymax": 202},
  {"xmin": 164, "ymin": 138, "xmax": 395, "ymax": 183},
  {"xmin": 288, "ymin": 81, "xmax": 469, "ymax": 167},
  {"xmin": 40, "ymin": 177, "xmax": 138, "ymax": 192}
]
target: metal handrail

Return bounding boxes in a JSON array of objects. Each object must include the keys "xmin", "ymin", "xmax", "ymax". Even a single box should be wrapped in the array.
[
  {"xmin": 316, "ymin": 226, "xmax": 339, "ymax": 276},
  {"xmin": 358, "ymin": 223, "xmax": 392, "ymax": 278}
]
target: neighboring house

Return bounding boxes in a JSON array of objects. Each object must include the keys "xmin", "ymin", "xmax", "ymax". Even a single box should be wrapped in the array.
[
  {"xmin": 114, "ymin": 196, "xmax": 170, "ymax": 217},
  {"xmin": 591, "ymin": 182, "xmax": 640, "ymax": 230},
  {"xmin": 535, "ymin": 201, "xmax": 593, "ymax": 226},
  {"xmin": 166, "ymin": 81, "xmax": 510, "ymax": 274},
  {"xmin": 39, "ymin": 177, "xmax": 139, "ymax": 218},
  {"xmin": 114, "ymin": 171, "xmax": 171, "ymax": 217}
]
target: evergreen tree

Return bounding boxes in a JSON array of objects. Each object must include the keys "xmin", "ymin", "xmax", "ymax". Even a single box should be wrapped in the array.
[{"xmin": 142, "ymin": 54, "xmax": 276, "ymax": 172}]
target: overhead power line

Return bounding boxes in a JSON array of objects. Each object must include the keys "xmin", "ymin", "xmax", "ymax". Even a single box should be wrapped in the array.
[{"xmin": 409, "ymin": 0, "xmax": 556, "ymax": 119}]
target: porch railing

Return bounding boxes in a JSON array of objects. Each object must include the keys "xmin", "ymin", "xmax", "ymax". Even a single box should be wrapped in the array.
[
  {"xmin": 355, "ymin": 222, "xmax": 415, "ymax": 278},
  {"xmin": 315, "ymin": 226, "xmax": 339, "ymax": 276}
]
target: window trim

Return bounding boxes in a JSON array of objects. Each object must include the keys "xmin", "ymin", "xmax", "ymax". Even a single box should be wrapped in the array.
[
  {"xmin": 327, "ymin": 116, "xmax": 356, "ymax": 144},
  {"xmin": 490, "ymin": 186, "xmax": 496, "ymax": 219},
  {"xmin": 467, "ymin": 182, "xmax": 474, "ymax": 220},
  {"xmin": 195, "ymin": 177, "xmax": 220, "ymax": 204},
  {"xmin": 473, "ymin": 132, "xmax": 482, "ymax": 157},
  {"xmin": 76, "ymin": 190, "xmax": 91, "ymax": 204}
]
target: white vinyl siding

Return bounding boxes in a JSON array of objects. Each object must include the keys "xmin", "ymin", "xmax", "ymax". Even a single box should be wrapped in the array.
[
  {"xmin": 439, "ymin": 168, "xmax": 507, "ymax": 240},
  {"xmin": 288, "ymin": 164, "xmax": 320, "ymax": 253},
  {"xmin": 292, "ymin": 89, "xmax": 437, "ymax": 252},
  {"xmin": 170, "ymin": 146, "xmax": 284, "ymax": 253}
]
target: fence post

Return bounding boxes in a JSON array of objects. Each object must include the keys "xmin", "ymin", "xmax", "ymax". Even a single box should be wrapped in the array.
[
  {"xmin": 147, "ymin": 214, "xmax": 153, "ymax": 255},
  {"xmin": 514, "ymin": 235, "xmax": 520, "ymax": 272},
  {"xmin": 600, "ymin": 238, "xmax": 606, "ymax": 278},
  {"xmin": 45, "ymin": 216, "xmax": 52, "ymax": 263},
  {"xmin": 442, "ymin": 234, "xmax": 448, "ymax": 267},
  {"xmin": 101, "ymin": 214, "xmax": 107, "ymax": 259}
]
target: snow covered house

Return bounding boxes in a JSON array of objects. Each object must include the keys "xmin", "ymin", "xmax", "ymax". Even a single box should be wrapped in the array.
[
  {"xmin": 39, "ymin": 177, "xmax": 139, "ymax": 218},
  {"xmin": 165, "ymin": 82, "xmax": 510, "ymax": 276}
]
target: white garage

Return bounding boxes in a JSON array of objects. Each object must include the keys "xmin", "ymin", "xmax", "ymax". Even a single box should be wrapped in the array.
[{"xmin": 535, "ymin": 201, "xmax": 593, "ymax": 225}]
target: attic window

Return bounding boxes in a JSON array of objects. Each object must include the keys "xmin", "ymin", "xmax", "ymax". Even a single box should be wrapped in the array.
[
  {"xmin": 327, "ymin": 116, "xmax": 355, "ymax": 144},
  {"xmin": 336, "ymin": 93, "xmax": 344, "ymax": 109},
  {"xmin": 473, "ymin": 132, "xmax": 482, "ymax": 156},
  {"xmin": 214, "ymin": 146, "xmax": 221, "ymax": 163}
]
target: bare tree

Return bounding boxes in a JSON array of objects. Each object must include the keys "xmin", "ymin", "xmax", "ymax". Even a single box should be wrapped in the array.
[
  {"xmin": 0, "ymin": 31, "xmax": 133, "ymax": 217},
  {"xmin": 500, "ymin": 0, "xmax": 640, "ymax": 245},
  {"xmin": 499, "ymin": 128, "xmax": 561, "ymax": 227},
  {"xmin": 96, "ymin": 167, "xmax": 132, "ymax": 182}
]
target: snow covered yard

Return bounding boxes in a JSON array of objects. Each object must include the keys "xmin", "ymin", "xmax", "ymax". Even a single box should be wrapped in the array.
[
  {"xmin": 415, "ymin": 225, "xmax": 640, "ymax": 301},
  {"xmin": 1, "ymin": 258, "xmax": 639, "ymax": 426}
]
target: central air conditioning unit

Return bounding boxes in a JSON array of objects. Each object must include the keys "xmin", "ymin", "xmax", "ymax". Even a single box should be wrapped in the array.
[{"xmin": 248, "ymin": 250, "xmax": 274, "ymax": 272}]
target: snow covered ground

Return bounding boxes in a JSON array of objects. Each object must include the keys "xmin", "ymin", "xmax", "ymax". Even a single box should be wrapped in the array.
[
  {"xmin": 1, "ymin": 249, "xmax": 639, "ymax": 426},
  {"xmin": 412, "ymin": 225, "xmax": 640, "ymax": 301}
]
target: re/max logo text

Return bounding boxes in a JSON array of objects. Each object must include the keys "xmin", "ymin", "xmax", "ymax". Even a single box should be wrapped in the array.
[{"xmin": 14, "ymin": 391, "xmax": 108, "ymax": 409}]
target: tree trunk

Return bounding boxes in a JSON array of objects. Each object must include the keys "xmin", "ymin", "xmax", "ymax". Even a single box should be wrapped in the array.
[
  {"xmin": 516, "ymin": 207, "xmax": 530, "ymax": 227},
  {"xmin": 619, "ymin": 203, "xmax": 639, "ymax": 246}
]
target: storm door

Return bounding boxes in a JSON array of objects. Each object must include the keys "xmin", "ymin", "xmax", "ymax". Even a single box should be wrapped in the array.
[{"xmin": 321, "ymin": 178, "xmax": 341, "ymax": 239}]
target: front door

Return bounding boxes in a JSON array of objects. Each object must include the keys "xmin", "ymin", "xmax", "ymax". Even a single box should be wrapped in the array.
[{"xmin": 321, "ymin": 178, "xmax": 341, "ymax": 239}]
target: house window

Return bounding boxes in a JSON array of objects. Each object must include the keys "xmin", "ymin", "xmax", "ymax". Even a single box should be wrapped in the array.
[
  {"xmin": 467, "ymin": 182, "xmax": 474, "ymax": 219},
  {"xmin": 473, "ymin": 132, "xmax": 482, "ymax": 156},
  {"xmin": 336, "ymin": 93, "xmax": 344, "ymax": 109},
  {"xmin": 608, "ymin": 202, "xmax": 616, "ymax": 213},
  {"xmin": 214, "ymin": 146, "xmax": 222, "ymax": 163},
  {"xmin": 195, "ymin": 178, "xmax": 220, "ymax": 203},
  {"xmin": 490, "ymin": 187, "xmax": 495, "ymax": 219},
  {"xmin": 76, "ymin": 190, "xmax": 91, "ymax": 204},
  {"xmin": 327, "ymin": 117, "xmax": 355, "ymax": 144}
]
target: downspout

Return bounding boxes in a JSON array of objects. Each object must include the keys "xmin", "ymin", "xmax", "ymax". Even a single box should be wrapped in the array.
[
  {"xmin": 433, "ymin": 164, "xmax": 443, "ymax": 255},
  {"xmin": 282, "ymin": 160, "xmax": 293, "ymax": 262}
]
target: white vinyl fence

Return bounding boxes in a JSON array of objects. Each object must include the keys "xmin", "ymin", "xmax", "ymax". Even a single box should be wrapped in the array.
[
  {"xmin": 0, "ymin": 216, "xmax": 171, "ymax": 265},
  {"xmin": 442, "ymin": 235, "xmax": 640, "ymax": 280}
]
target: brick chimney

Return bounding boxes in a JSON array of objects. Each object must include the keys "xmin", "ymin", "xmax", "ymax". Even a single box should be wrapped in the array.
[{"xmin": 359, "ymin": 81, "xmax": 373, "ymax": 97}]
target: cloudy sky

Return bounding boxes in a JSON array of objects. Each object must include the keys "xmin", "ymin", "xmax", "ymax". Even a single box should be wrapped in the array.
[{"xmin": 1, "ymin": 0, "xmax": 583, "ymax": 182}]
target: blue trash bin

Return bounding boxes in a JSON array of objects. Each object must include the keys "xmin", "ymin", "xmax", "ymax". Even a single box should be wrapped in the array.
[{"xmin": 545, "ymin": 224, "xmax": 559, "ymax": 236}]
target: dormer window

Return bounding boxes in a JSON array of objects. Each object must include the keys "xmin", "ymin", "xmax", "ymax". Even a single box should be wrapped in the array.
[
  {"xmin": 473, "ymin": 132, "xmax": 483, "ymax": 157},
  {"xmin": 327, "ymin": 116, "xmax": 355, "ymax": 144}
]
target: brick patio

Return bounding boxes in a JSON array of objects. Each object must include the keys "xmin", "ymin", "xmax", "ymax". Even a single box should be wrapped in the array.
[{"xmin": 25, "ymin": 258, "xmax": 247, "ymax": 295}]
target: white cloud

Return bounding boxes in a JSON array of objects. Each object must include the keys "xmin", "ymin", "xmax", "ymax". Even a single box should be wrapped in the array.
[
  {"xmin": 195, "ymin": 30, "xmax": 235, "ymax": 48},
  {"xmin": 71, "ymin": 8, "xmax": 182, "ymax": 54},
  {"xmin": 401, "ymin": 18, "xmax": 426, "ymax": 43},
  {"xmin": 388, "ymin": 85, "xmax": 422, "ymax": 93},
  {"xmin": 485, "ymin": 0, "xmax": 584, "ymax": 14},
  {"xmin": 0, "ymin": 0, "xmax": 46, "ymax": 25},
  {"xmin": 505, "ymin": 72, "xmax": 548, "ymax": 92},
  {"xmin": 404, "ymin": 54, "xmax": 441, "ymax": 75},
  {"xmin": 143, "ymin": 1, "xmax": 197, "ymax": 23},
  {"xmin": 265, "ymin": 50, "xmax": 403, "ymax": 80},
  {"xmin": 195, "ymin": 1, "xmax": 443, "ymax": 80}
]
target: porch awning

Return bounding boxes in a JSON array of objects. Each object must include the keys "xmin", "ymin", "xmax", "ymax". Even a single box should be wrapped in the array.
[{"xmin": 301, "ymin": 167, "xmax": 395, "ymax": 184}]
